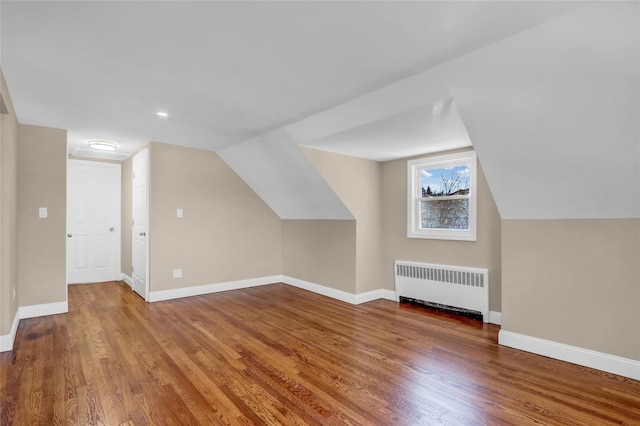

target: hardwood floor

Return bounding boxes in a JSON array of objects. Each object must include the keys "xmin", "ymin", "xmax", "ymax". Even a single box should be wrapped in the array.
[{"xmin": 1, "ymin": 282, "xmax": 639, "ymax": 425}]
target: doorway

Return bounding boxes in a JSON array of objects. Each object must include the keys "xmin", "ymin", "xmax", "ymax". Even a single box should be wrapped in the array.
[{"xmin": 66, "ymin": 160, "xmax": 121, "ymax": 284}]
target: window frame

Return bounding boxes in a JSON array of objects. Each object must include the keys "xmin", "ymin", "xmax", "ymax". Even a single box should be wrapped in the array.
[{"xmin": 407, "ymin": 151, "xmax": 477, "ymax": 241}]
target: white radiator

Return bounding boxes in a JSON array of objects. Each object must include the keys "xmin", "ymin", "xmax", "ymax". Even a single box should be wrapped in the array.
[{"xmin": 395, "ymin": 260, "xmax": 489, "ymax": 322}]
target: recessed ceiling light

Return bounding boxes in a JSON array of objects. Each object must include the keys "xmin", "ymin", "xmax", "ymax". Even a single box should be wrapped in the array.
[
  {"xmin": 88, "ymin": 139, "xmax": 118, "ymax": 151},
  {"xmin": 157, "ymin": 111, "xmax": 168, "ymax": 117}
]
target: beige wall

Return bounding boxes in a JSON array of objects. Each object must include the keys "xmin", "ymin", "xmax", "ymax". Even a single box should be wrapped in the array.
[
  {"xmin": 502, "ymin": 219, "xmax": 640, "ymax": 360},
  {"xmin": 17, "ymin": 124, "xmax": 67, "ymax": 307},
  {"xmin": 299, "ymin": 146, "xmax": 501, "ymax": 305},
  {"xmin": 381, "ymin": 149, "xmax": 502, "ymax": 311},
  {"xmin": 148, "ymin": 142, "xmax": 282, "ymax": 291},
  {"xmin": 282, "ymin": 220, "xmax": 356, "ymax": 293},
  {"xmin": 121, "ymin": 156, "xmax": 133, "ymax": 276},
  {"xmin": 1, "ymin": 69, "xmax": 19, "ymax": 335},
  {"xmin": 301, "ymin": 147, "xmax": 382, "ymax": 293}
]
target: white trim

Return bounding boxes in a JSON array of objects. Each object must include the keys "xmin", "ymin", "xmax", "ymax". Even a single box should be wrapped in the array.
[
  {"xmin": 20, "ymin": 301, "xmax": 68, "ymax": 320},
  {"xmin": 148, "ymin": 275, "xmax": 397, "ymax": 306},
  {"xmin": 148, "ymin": 276, "xmax": 281, "ymax": 302},
  {"xmin": 380, "ymin": 289, "xmax": 397, "ymax": 301},
  {"xmin": 354, "ymin": 289, "xmax": 385, "ymax": 304},
  {"xmin": 1, "ymin": 301, "xmax": 69, "ymax": 352},
  {"xmin": 121, "ymin": 273, "xmax": 133, "ymax": 288},
  {"xmin": 489, "ymin": 311, "xmax": 502, "ymax": 325},
  {"xmin": 354, "ymin": 289, "xmax": 398, "ymax": 303},
  {"xmin": 0, "ymin": 310, "xmax": 21, "ymax": 352},
  {"xmin": 499, "ymin": 330, "xmax": 640, "ymax": 381},
  {"xmin": 144, "ymin": 149, "xmax": 151, "ymax": 302},
  {"xmin": 407, "ymin": 151, "xmax": 477, "ymax": 241},
  {"xmin": 0, "ymin": 334, "xmax": 13, "ymax": 353},
  {"xmin": 280, "ymin": 276, "xmax": 358, "ymax": 304},
  {"xmin": 282, "ymin": 277, "xmax": 396, "ymax": 305}
]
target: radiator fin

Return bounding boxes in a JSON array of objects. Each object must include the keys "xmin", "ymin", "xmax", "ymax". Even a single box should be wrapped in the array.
[{"xmin": 396, "ymin": 264, "xmax": 485, "ymax": 288}]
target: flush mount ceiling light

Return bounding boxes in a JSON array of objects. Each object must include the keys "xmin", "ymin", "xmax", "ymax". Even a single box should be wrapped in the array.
[
  {"xmin": 88, "ymin": 139, "xmax": 118, "ymax": 151},
  {"xmin": 157, "ymin": 111, "xmax": 168, "ymax": 117}
]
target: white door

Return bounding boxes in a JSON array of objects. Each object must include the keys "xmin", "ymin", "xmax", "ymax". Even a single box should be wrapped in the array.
[
  {"xmin": 67, "ymin": 160, "xmax": 121, "ymax": 284},
  {"xmin": 132, "ymin": 149, "xmax": 149, "ymax": 299}
]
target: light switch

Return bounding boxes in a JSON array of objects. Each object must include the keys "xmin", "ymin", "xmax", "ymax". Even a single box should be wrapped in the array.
[
  {"xmin": 173, "ymin": 268, "xmax": 182, "ymax": 278},
  {"xmin": 177, "ymin": 208, "xmax": 183, "ymax": 218},
  {"xmin": 39, "ymin": 207, "xmax": 47, "ymax": 218}
]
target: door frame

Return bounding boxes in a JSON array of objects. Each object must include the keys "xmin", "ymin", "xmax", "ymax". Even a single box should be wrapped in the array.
[{"xmin": 66, "ymin": 159, "xmax": 122, "ymax": 285}]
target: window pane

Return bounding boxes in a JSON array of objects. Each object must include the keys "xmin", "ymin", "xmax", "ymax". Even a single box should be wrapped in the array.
[
  {"xmin": 420, "ymin": 165, "xmax": 470, "ymax": 197},
  {"xmin": 421, "ymin": 199, "xmax": 469, "ymax": 230}
]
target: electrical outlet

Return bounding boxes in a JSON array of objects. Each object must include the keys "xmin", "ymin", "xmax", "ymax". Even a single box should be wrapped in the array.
[
  {"xmin": 172, "ymin": 268, "xmax": 182, "ymax": 279},
  {"xmin": 177, "ymin": 208, "xmax": 183, "ymax": 218}
]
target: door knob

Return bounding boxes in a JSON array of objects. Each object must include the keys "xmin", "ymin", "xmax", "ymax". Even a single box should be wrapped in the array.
[
  {"xmin": 67, "ymin": 234, "xmax": 72, "ymax": 238},
  {"xmin": 139, "ymin": 232, "xmax": 146, "ymax": 236},
  {"xmin": 109, "ymin": 227, "xmax": 115, "ymax": 232}
]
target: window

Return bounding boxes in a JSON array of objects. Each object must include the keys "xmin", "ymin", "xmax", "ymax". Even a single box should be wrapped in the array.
[{"xmin": 407, "ymin": 151, "xmax": 477, "ymax": 241}]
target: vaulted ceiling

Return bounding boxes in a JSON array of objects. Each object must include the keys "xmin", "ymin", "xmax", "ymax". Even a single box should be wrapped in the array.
[
  {"xmin": 2, "ymin": 1, "xmax": 580, "ymax": 157},
  {"xmin": 2, "ymin": 1, "xmax": 638, "ymax": 220}
]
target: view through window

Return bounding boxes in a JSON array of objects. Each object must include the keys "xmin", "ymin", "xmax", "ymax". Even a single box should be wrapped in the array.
[{"xmin": 407, "ymin": 151, "xmax": 477, "ymax": 241}]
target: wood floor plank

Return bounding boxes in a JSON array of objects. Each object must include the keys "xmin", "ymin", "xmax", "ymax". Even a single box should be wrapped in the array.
[{"xmin": 2, "ymin": 281, "xmax": 640, "ymax": 425}]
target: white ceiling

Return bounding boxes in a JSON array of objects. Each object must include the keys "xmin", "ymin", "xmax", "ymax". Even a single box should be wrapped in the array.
[
  {"xmin": 1, "ymin": 1, "xmax": 582, "ymax": 160},
  {"xmin": 444, "ymin": 1, "xmax": 639, "ymax": 219},
  {"xmin": 271, "ymin": 0, "xmax": 637, "ymax": 220},
  {"xmin": 301, "ymin": 99, "xmax": 472, "ymax": 162},
  {"xmin": 6, "ymin": 2, "xmax": 633, "ymax": 222}
]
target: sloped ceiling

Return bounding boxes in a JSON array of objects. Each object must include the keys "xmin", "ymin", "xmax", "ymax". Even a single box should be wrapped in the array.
[
  {"xmin": 299, "ymin": 100, "xmax": 472, "ymax": 163},
  {"xmin": 1, "ymin": 1, "xmax": 580, "ymax": 155},
  {"xmin": 218, "ymin": 129, "xmax": 353, "ymax": 220},
  {"xmin": 443, "ymin": 1, "xmax": 639, "ymax": 219},
  {"xmin": 2, "ymin": 1, "xmax": 637, "ymax": 220},
  {"xmin": 227, "ymin": 1, "xmax": 637, "ymax": 220}
]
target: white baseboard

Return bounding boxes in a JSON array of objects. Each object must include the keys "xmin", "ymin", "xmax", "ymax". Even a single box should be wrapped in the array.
[
  {"xmin": 0, "ymin": 335, "xmax": 13, "ymax": 352},
  {"xmin": 354, "ymin": 288, "xmax": 398, "ymax": 304},
  {"xmin": 0, "ymin": 310, "xmax": 21, "ymax": 352},
  {"xmin": 1, "ymin": 301, "xmax": 69, "ymax": 352},
  {"xmin": 280, "ymin": 276, "xmax": 359, "ymax": 304},
  {"xmin": 121, "ymin": 273, "xmax": 133, "ymax": 288},
  {"xmin": 146, "ymin": 275, "xmax": 497, "ymax": 315},
  {"xmin": 148, "ymin": 274, "xmax": 398, "ymax": 306},
  {"xmin": 380, "ymin": 289, "xmax": 397, "ymax": 301},
  {"xmin": 281, "ymin": 275, "xmax": 396, "ymax": 305},
  {"xmin": 281, "ymin": 276, "xmax": 396, "ymax": 305},
  {"xmin": 355, "ymin": 289, "xmax": 384, "ymax": 304},
  {"xmin": 489, "ymin": 311, "xmax": 502, "ymax": 325},
  {"xmin": 282, "ymin": 277, "xmax": 399, "ymax": 305},
  {"xmin": 499, "ymin": 330, "xmax": 640, "ymax": 381},
  {"xmin": 20, "ymin": 301, "xmax": 68, "ymax": 320},
  {"xmin": 148, "ymin": 276, "xmax": 281, "ymax": 302}
]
